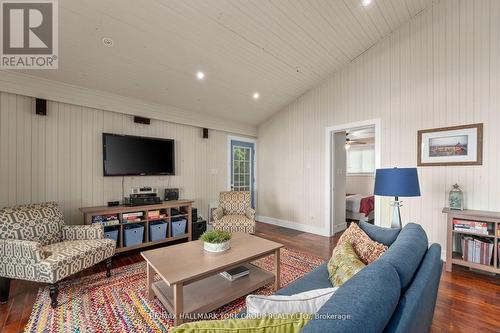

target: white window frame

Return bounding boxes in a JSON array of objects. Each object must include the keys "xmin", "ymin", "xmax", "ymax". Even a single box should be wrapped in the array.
[
  {"xmin": 346, "ymin": 144, "xmax": 375, "ymax": 176},
  {"xmin": 226, "ymin": 136, "xmax": 257, "ymax": 208}
]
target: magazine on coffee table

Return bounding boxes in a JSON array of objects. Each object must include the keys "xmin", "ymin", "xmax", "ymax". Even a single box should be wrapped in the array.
[{"xmin": 220, "ymin": 266, "xmax": 250, "ymax": 281}]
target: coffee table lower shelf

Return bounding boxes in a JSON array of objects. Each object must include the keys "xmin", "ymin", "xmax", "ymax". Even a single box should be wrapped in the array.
[{"xmin": 151, "ymin": 264, "xmax": 275, "ymax": 316}]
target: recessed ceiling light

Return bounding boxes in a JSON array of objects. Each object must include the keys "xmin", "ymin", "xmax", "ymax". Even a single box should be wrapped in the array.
[
  {"xmin": 196, "ymin": 71, "xmax": 205, "ymax": 80},
  {"xmin": 361, "ymin": 0, "xmax": 372, "ymax": 7},
  {"xmin": 102, "ymin": 37, "xmax": 114, "ymax": 47},
  {"xmin": 253, "ymin": 92, "xmax": 260, "ymax": 100}
]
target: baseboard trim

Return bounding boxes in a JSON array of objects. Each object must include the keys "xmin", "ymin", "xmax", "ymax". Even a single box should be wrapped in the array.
[
  {"xmin": 335, "ymin": 222, "xmax": 347, "ymax": 233},
  {"xmin": 256, "ymin": 215, "xmax": 331, "ymax": 237}
]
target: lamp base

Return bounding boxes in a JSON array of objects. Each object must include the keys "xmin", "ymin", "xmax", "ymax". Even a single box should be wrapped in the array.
[{"xmin": 390, "ymin": 200, "xmax": 402, "ymax": 229}]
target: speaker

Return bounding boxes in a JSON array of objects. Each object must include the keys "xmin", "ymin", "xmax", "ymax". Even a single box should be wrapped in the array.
[
  {"xmin": 191, "ymin": 207, "xmax": 198, "ymax": 222},
  {"xmin": 192, "ymin": 220, "xmax": 207, "ymax": 240},
  {"xmin": 134, "ymin": 116, "xmax": 150, "ymax": 125},
  {"xmin": 202, "ymin": 128, "xmax": 209, "ymax": 139},
  {"xmin": 35, "ymin": 98, "xmax": 47, "ymax": 116},
  {"xmin": 164, "ymin": 188, "xmax": 179, "ymax": 201}
]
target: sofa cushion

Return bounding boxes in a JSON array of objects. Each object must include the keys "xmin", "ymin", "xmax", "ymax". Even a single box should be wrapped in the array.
[
  {"xmin": 275, "ymin": 263, "xmax": 332, "ymax": 296},
  {"xmin": 219, "ymin": 215, "xmax": 254, "ymax": 228},
  {"xmin": 301, "ymin": 260, "xmax": 401, "ymax": 333},
  {"xmin": 246, "ymin": 288, "xmax": 337, "ymax": 315},
  {"xmin": 359, "ymin": 221, "xmax": 401, "ymax": 246},
  {"xmin": 327, "ymin": 242, "xmax": 365, "ymax": 286},
  {"xmin": 171, "ymin": 314, "xmax": 312, "ymax": 333},
  {"xmin": 379, "ymin": 223, "xmax": 428, "ymax": 290},
  {"xmin": 384, "ymin": 243, "xmax": 442, "ymax": 333},
  {"xmin": 35, "ymin": 239, "xmax": 115, "ymax": 283},
  {"xmin": 338, "ymin": 223, "xmax": 388, "ymax": 264}
]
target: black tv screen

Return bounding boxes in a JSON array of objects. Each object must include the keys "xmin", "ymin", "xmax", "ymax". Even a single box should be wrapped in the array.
[{"xmin": 103, "ymin": 133, "xmax": 175, "ymax": 176}]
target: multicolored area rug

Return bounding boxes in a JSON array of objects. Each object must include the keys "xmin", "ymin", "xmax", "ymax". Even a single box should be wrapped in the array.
[{"xmin": 24, "ymin": 247, "xmax": 324, "ymax": 332}]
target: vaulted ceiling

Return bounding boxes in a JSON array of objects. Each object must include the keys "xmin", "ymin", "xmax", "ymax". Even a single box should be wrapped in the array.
[{"xmin": 24, "ymin": 0, "xmax": 433, "ymax": 126}]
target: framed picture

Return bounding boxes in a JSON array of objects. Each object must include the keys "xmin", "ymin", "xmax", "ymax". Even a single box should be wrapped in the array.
[{"xmin": 417, "ymin": 123, "xmax": 483, "ymax": 166}]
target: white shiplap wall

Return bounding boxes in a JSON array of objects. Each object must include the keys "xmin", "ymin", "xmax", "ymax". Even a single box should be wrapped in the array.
[
  {"xmin": 346, "ymin": 175, "xmax": 375, "ymax": 195},
  {"xmin": 0, "ymin": 91, "xmax": 236, "ymax": 224},
  {"xmin": 257, "ymin": 0, "xmax": 500, "ymax": 253}
]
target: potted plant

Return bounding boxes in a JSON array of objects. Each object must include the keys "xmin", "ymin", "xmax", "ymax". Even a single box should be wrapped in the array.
[{"xmin": 200, "ymin": 230, "xmax": 232, "ymax": 253}]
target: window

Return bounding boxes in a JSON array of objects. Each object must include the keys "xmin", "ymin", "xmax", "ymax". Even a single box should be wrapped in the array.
[{"xmin": 347, "ymin": 145, "xmax": 375, "ymax": 174}]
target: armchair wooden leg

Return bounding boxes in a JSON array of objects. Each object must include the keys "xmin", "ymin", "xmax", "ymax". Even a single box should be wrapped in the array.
[
  {"xmin": 49, "ymin": 283, "xmax": 59, "ymax": 309},
  {"xmin": 0, "ymin": 277, "xmax": 11, "ymax": 304},
  {"xmin": 106, "ymin": 257, "xmax": 112, "ymax": 278}
]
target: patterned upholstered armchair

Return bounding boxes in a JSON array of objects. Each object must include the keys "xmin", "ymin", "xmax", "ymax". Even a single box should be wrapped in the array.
[
  {"xmin": 212, "ymin": 191, "xmax": 255, "ymax": 234},
  {"xmin": 0, "ymin": 202, "xmax": 115, "ymax": 308}
]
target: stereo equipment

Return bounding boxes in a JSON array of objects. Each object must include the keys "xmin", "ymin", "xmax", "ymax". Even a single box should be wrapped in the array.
[
  {"xmin": 192, "ymin": 220, "xmax": 207, "ymax": 240},
  {"xmin": 191, "ymin": 208, "xmax": 198, "ymax": 222},
  {"xmin": 164, "ymin": 188, "xmax": 179, "ymax": 201},
  {"xmin": 132, "ymin": 186, "xmax": 158, "ymax": 195},
  {"xmin": 202, "ymin": 128, "xmax": 209, "ymax": 139},
  {"xmin": 124, "ymin": 194, "xmax": 161, "ymax": 206},
  {"xmin": 107, "ymin": 201, "xmax": 120, "ymax": 207},
  {"xmin": 134, "ymin": 116, "xmax": 151, "ymax": 125},
  {"xmin": 36, "ymin": 98, "xmax": 47, "ymax": 116}
]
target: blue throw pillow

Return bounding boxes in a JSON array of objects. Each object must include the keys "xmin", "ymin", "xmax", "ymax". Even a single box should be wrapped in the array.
[
  {"xmin": 359, "ymin": 221, "xmax": 400, "ymax": 246},
  {"xmin": 378, "ymin": 223, "xmax": 428, "ymax": 289}
]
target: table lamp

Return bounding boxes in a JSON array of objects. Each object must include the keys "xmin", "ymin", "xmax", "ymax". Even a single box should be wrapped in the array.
[{"xmin": 374, "ymin": 167, "xmax": 421, "ymax": 228}]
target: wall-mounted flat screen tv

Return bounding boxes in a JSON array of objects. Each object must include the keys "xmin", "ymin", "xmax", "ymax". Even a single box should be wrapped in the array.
[{"xmin": 103, "ymin": 133, "xmax": 175, "ymax": 176}]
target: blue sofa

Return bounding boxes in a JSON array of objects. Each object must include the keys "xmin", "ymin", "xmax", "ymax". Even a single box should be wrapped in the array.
[{"xmin": 274, "ymin": 222, "xmax": 442, "ymax": 333}]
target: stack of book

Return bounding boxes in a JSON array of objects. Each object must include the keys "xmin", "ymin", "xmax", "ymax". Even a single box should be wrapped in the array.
[
  {"xmin": 122, "ymin": 212, "xmax": 144, "ymax": 223},
  {"xmin": 147, "ymin": 210, "xmax": 166, "ymax": 220},
  {"xmin": 461, "ymin": 236, "xmax": 494, "ymax": 265},
  {"xmin": 92, "ymin": 215, "xmax": 119, "ymax": 226},
  {"xmin": 453, "ymin": 219, "xmax": 493, "ymax": 235},
  {"xmin": 220, "ymin": 266, "xmax": 250, "ymax": 281}
]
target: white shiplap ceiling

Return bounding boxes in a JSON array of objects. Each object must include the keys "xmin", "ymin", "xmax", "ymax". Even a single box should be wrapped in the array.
[{"xmin": 23, "ymin": 0, "xmax": 433, "ymax": 126}]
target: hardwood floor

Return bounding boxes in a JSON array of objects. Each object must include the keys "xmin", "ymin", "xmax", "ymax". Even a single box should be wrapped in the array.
[{"xmin": 1, "ymin": 221, "xmax": 499, "ymax": 332}]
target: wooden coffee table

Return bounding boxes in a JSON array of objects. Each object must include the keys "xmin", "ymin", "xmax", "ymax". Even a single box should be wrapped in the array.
[{"xmin": 141, "ymin": 233, "xmax": 283, "ymax": 326}]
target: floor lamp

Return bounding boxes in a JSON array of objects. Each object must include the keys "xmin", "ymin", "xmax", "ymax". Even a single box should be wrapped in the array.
[{"xmin": 374, "ymin": 168, "xmax": 421, "ymax": 228}]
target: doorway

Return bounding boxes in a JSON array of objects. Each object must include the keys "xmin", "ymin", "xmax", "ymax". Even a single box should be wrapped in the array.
[
  {"xmin": 325, "ymin": 119, "xmax": 381, "ymax": 236},
  {"xmin": 227, "ymin": 136, "xmax": 256, "ymax": 208}
]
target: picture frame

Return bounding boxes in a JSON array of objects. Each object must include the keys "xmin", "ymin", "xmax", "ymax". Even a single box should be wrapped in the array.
[{"xmin": 417, "ymin": 123, "xmax": 483, "ymax": 166}]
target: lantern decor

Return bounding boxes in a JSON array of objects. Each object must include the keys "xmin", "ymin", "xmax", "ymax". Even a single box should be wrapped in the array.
[{"xmin": 449, "ymin": 184, "xmax": 464, "ymax": 210}]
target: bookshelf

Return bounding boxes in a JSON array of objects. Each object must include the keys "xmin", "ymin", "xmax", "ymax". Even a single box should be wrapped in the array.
[
  {"xmin": 443, "ymin": 208, "xmax": 500, "ymax": 274},
  {"xmin": 80, "ymin": 200, "xmax": 193, "ymax": 254}
]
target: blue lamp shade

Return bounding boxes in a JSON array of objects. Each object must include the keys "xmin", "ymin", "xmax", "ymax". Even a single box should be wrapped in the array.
[{"xmin": 374, "ymin": 168, "xmax": 421, "ymax": 197}]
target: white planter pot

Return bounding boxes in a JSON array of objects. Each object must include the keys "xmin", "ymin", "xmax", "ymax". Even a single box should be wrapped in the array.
[{"xmin": 204, "ymin": 240, "xmax": 231, "ymax": 253}]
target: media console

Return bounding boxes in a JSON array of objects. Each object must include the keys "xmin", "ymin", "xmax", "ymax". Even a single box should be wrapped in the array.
[{"xmin": 80, "ymin": 200, "xmax": 193, "ymax": 254}]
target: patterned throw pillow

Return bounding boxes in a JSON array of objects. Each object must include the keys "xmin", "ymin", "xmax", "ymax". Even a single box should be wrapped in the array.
[
  {"xmin": 337, "ymin": 223, "xmax": 388, "ymax": 264},
  {"xmin": 327, "ymin": 242, "xmax": 366, "ymax": 287}
]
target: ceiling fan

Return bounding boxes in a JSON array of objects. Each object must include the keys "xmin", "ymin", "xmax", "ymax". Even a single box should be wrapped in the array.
[{"xmin": 345, "ymin": 133, "xmax": 367, "ymax": 149}]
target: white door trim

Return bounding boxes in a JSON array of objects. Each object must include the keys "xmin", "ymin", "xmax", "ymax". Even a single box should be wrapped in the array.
[
  {"xmin": 324, "ymin": 119, "xmax": 381, "ymax": 236},
  {"xmin": 227, "ymin": 136, "xmax": 257, "ymax": 205}
]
